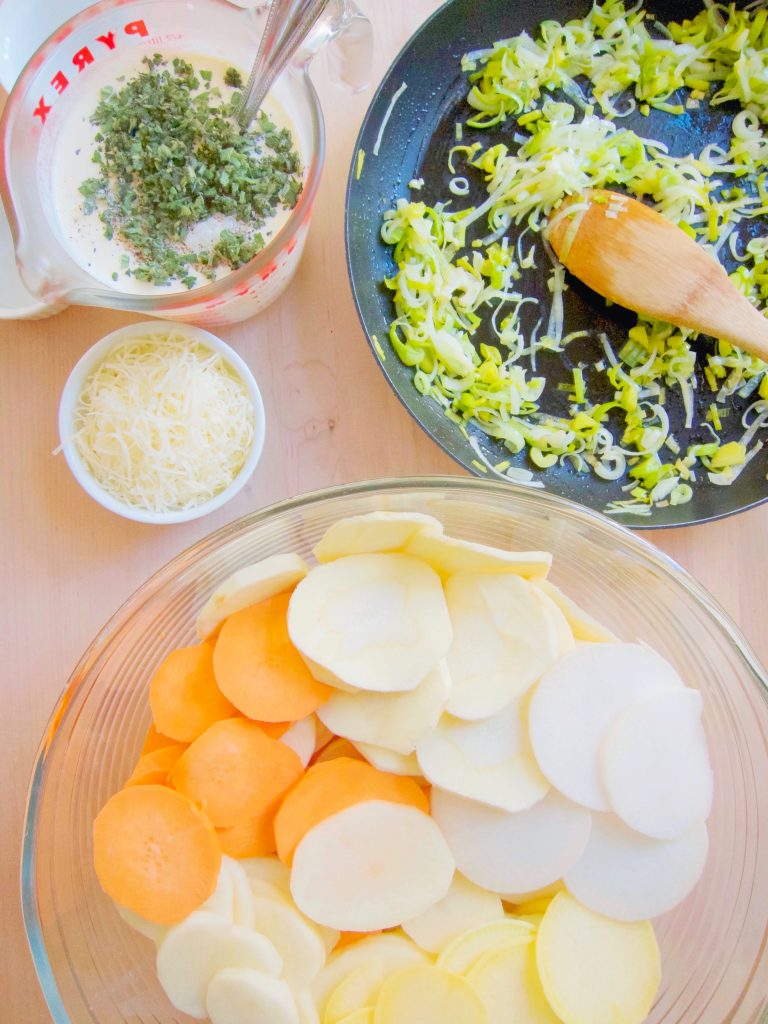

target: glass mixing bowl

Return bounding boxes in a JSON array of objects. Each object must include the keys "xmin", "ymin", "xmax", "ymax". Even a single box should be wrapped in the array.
[{"xmin": 22, "ymin": 477, "xmax": 768, "ymax": 1024}]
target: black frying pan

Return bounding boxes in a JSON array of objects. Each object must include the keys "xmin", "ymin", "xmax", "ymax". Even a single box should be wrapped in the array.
[{"xmin": 345, "ymin": 0, "xmax": 768, "ymax": 529}]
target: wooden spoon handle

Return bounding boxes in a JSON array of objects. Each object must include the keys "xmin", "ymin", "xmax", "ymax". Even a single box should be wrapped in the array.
[{"xmin": 547, "ymin": 189, "xmax": 768, "ymax": 364}]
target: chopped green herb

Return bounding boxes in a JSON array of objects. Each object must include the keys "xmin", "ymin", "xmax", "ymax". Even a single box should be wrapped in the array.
[{"xmin": 224, "ymin": 66, "xmax": 244, "ymax": 88}]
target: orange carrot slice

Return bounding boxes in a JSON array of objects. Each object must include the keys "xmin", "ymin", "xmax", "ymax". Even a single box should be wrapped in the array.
[
  {"xmin": 217, "ymin": 809, "xmax": 278, "ymax": 859},
  {"xmin": 311, "ymin": 737, "xmax": 367, "ymax": 766},
  {"xmin": 172, "ymin": 718, "xmax": 304, "ymax": 829},
  {"xmin": 141, "ymin": 723, "xmax": 177, "ymax": 755},
  {"xmin": 213, "ymin": 593, "xmax": 332, "ymax": 723},
  {"xmin": 93, "ymin": 784, "xmax": 221, "ymax": 924},
  {"xmin": 125, "ymin": 743, "xmax": 188, "ymax": 787},
  {"xmin": 150, "ymin": 644, "xmax": 236, "ymax": 743},
  {"xmin": 255, "ymin": 721, "xmax": 291, "ymax": 740},
  {"xmin": 274, "ymin": 757, "xmax": 429, "ymax": 865}
]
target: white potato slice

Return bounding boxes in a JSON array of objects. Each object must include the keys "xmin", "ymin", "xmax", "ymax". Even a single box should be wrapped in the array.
[
  {"xmin": 532, "ymin": 579, "xmax": 618, "ymax": 643},
  {"xmin": 240, "ymin": 869, "xmax": 340, "ymax": 955},
  {"xmin": 288, "ymin": 554, "xmax": 452, "ymax": 693},
  {"xmin": 337, "ymin": 1010, "xmax": 374, "ymax": 1024},
  {"xmin": 564, "ymin": 813, "xmax": 709, "ymax": 921},
  {"xmin": 240, "ymin": 856, "xmax": 291, "ymax": 895},
  {"xmin": 312, "ymin": 933, "xmax": 428, "ymax": 1017},
  {"xmin": 445, "ymin": 573, "xmax": 568, "ymax": 720},
  {"xmin": 317, "ymin": 661, "xmax": 450, "ymax": 755},
  {"xmin": 250, "ymin": 895, "xmax": 327, "ymax": 988},
  {"xmin": 528, "ymin": 642, "xmax": 685, "ymax": 810},
  {"xmin": 374, "ymin": 963, "xmax": 487, "ymax": 1024},
  {"xmin": 467, "ymin": 940, "xmax": 560, "ymax": 1024},
  {"xmin": 405, "ymin": 531, "xmax": 552, "ymax": 579},
  {"xmin": 198, "ymin": 857, "xmax": 237, "ymax": 921},
  {"xmin": 156, "ymin": 911, "xmax": 282, "ymax": 1018},
  {"xmin": 600, "ymin": 688, "xmax": 713, "ymax": 839},
  {"xmin": 416, "ymin": 701, "xmax": 549, "ymax": 812},
  {"xmin": 324, "ymin": 962, "xmax": 383, "ymax": 1024},
  {"xmin": 436, "ymin": 918, "xmax": 535, "ymax": 975},
  {"xmin": 432, "ymin": 788, "xmax": 591, "ymax": 895},
  {"xmin": 536, "ymin": 892, "xmax": 661, "ymax": 1024},
  {"xmin": 291, "ymin": 800, "xmax": 455, "ymax": 931},
  {"xmin": 314, "ymin": 512, "xmax": 443, "ymax": 562},
  {"xmin": 115, "ymin": 904, "xmax": 169, "ymax": 946},
  {"xmin": 196, "ymin": 553, "xmax": 309, "ymax": 640},
  {"xmin": 221, "ymin": 857, "xmax": 255, "ymax": 931},
  {"xmin": 403, "ymin": 873, "xmax": 504, "ymax": 953},
  {"xmin": 281, "ymin": 716, "xmax": 317, "ymax": 768},
  {"xmin": 206, "ymin": 967, "xmax": 299, "ymax": 1024},
  {"xmin": 296, "ymin": 990, "xmax": 321, "ymax": 1024},
  {"xmin": 353, "ymin": 742, "xmax": 422, "ymax": 776}
]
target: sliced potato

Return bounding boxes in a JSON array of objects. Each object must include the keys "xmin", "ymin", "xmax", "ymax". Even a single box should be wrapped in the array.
[
  {"xmin": 563, "ymin": 814, "xmax": 709, "ymax": 921},
  {"xmin": 600, "ymin": 688, "xmax": 713, "ymax": 839},
  {"xmin": 115, "ymin": 903, "xmax": 169, "ymax": 946},
  {"xmin": 196, "ymin": 554, "xmax": 309, "ymax": 640},
  {"xmin": 402, "ymin": 873, "xmax": 504, "ymax": 953},
  {"xmin": 288, "ymin": 554, "xmax": 452, "ymax": 693},
  {"xmin": 404, "ymin": 531, "xmax": 552, "ymax": 580},
  {"xmin": 156, "ymin": 911, "xmax": 282, "ymax": 1017},
  {"xmin": 528, "ymin": 642, "xmax": 684, "ymax": 811},
  {"xmin": 314, "ymin": 512, "xmax": 443, "ymax": 562},
  {"xmin": 416, "ymin": 701, "xmax": 549, "ymax": 812},
  {"xmin": 281, "ymin": 716, "xmax": 318, "ymax": 769},
  {"xmin": 466, "ymin": 940, "xmax": 560, "ymax": 1024},
  {"xmin": 297, "ymin": 991, "xmax": 321, "ymax": 1024},
  {"xmin": 353, "ymin": 743, "xmax": 422, "ymax": 776},
  {"xmin": 240, "ymin": 856, "xmax": 291, "ymax": 895},
  {"xmin": 290, "ymin": 800, "xmax": 455, "ymax": 932},
  {"xmin": 532, "ymin": 580, "xmax": 618, "ymax": 643},
  {"xmin": 324, "ymin": 962, "xmax": 382, "ymax": 1024},
  {"xmin": 206, "ymin": 967, "xmax": 299, "ymax": 1024},
  {"xmin": 445, "ymin": 573, "xmax": 568, "ymax": 720},
  {"xmin": 536, "ymin": 892, "xmax": 661, "ymax": 1024},
  {"xmin": 222, "ymin": 856, "xmax": 255, "ymax": 931},
  {"xmin": 436, "ymin": 918, "xmax": 535, "ymax": 975},
  {"xmin": 431, "ymin": 788, "xmax": 591, "ymax": 895},
  {"xmin": 312, "ymin": 933, "xmax": 428, "ymax": 1017},
  {"xmin": 337, "ymin": 1011, "xmax": 374, "ymax": 1024},
  {"xmin": 373, "ymin": 964, "xmax": 487, "ymax": 1024},
  {"xmin": 317, "ymin": 662, "xmax": 450, "ymax": 755},
  {"xmin": 250, "ymin": 895, "xmax": 327, "ymax": 988}
]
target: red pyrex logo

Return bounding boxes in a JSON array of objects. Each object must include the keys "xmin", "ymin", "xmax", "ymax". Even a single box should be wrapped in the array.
[{"xmin": 33, "ymin": 19, "xmax": 150, "ymax": 125}]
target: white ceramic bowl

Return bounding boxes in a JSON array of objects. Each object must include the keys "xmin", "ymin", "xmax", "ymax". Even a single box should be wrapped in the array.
[{"xmin": 58, "ymin": 321, "xmax": 266, "ymax": 524}]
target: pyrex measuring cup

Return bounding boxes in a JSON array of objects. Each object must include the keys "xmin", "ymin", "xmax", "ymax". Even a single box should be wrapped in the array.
[{"xmin": 0, "ymin": 0, "xmax": 371, "ymax": 325}]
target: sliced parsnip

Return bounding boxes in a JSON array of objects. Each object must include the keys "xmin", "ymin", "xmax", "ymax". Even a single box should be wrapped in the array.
[
  {"xmin": 281, "ymin": 716, "xmax": 318, "ymax": 769},
  {"xmin": 600, "ymin": 688, "xmax": 713, "ymax": 839},
  {"xmin": 206, "ymin": 967, "xmax": 299, "ymax": 1024},
  {"xmin": 564, "ymin": 814, "xmax": 709, "ymax": 921},
  {"xmin": 291, "ymin": 801, "xmax": 455, "ymax": 932},
  {"xmin": 115, "ymin": 904, "xmax": 169, "ymax": 946},
  {"xmin": 250, "ymin": 895, "xmax": 327, "ymax": 988},
  {"xmin": 312, "ymin": 933, "xmax": 428, "ymax": 1017},
  {"xmin": 288, "ymin": 555, "xmax": 452, "ymax": 693},
  {"xmin": 240, "ymin": 856, "xmax": 291, "ymax": 895},
  {"xmin": 528, "ymin": 642, "xmax": 685, "ymax": 811},
  {"xmin": 314, "ymin": 512, "xmax": 443, "ymax": 562},
  {"xmin": 196, "ymin": 554, "xmax": 309, "ymax": 640},
  {"xmin": 431, "ymin": 788, "xmax": 591, "ymax": 895},
  {"xmin": 156, "ymin": 911, "xmax": 282, "ymax": 1018},
  {"xmin": 445, "ymin": 574, "xmax": 568, "ymax": 720},
  {"xmin": 373, "ymin": 964, "xmax": 487, "ymax": 1024},
  {"xmin": 532, "ymin": 580, "xmax": 618, "ymax": 643},
  {"xmin": 404, "ymin": 531, "xmax": 552, "ymax": 580},
  {"xmin": 467, "ymin": 940, "xmax": 560, "ymax": 1024},
  {"xmin": 536, "ymin": 892, "xmax": 661, "ymax": 1024},
  {"xmin": 416, "ymin": 701, "xmax": 549, "ymax": 812},
  {"xmin": 317, "ymin": 662, "xmax": 450, "ymax": 755},
  {"xmin": 353, "ymin": 743, "xmax": 422, "ymax": 776},
  {"xmin": 402, "ymin": 873, "xmax": 504, "ymax": 953},
  {"xmin": 436, "ymin": 918, "xmax": 535, "ymax": 975}
]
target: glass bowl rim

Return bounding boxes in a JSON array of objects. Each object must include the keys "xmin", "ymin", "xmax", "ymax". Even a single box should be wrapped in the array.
[{"xmin": 20, "ymin": 473, "xmax": 768, "ymax": 1024}]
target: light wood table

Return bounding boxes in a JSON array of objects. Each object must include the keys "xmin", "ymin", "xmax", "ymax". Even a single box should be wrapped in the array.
[{"xmin": 1, "ymin": 2, "xmax": 766, "ymax": 1019}]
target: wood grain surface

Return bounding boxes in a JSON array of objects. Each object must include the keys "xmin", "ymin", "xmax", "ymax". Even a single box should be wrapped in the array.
[{"xmin": 1, "ymin": 2, "xmax": 766, "ymax": 1021}]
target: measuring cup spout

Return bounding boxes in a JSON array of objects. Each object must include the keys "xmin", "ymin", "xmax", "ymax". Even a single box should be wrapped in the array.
[{"xmin": 290, "ymin": 0, "xmax": 373, "ymax": 92}]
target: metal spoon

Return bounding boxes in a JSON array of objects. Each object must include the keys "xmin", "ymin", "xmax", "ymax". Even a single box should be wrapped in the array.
[{"xmin": 238, "ymin": 0, "xmax": 331, "ymax": 129}]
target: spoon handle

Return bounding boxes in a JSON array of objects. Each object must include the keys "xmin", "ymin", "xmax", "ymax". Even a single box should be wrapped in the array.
[{"xmin": 238, "ymin": 0, "xmax": 331, "ymax": 129}]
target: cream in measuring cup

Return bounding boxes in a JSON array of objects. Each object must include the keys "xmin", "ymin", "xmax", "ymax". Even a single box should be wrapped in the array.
[{"xmin": 1, "ymin": 0, "xmax": 371, "ymax": 324}]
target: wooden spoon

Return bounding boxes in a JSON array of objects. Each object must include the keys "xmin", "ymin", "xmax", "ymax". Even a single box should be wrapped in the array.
[{"xmin": 546, "ymin": 188, "xmax": 768, "ymax": 363}]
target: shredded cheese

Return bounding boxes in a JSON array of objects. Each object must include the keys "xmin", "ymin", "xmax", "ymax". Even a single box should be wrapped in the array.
[{"xmin": 72, "ymin": 332, "xmax": 255, "ymax": 513}]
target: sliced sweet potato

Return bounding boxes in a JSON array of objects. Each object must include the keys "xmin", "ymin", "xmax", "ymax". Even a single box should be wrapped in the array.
[
  {"xmin": 150, "ymin": 643, "xmax": 236, "ymax": 743},
  {"xmin": 125, "ymin": 743, "xmax": 188, "ymax": 787}
]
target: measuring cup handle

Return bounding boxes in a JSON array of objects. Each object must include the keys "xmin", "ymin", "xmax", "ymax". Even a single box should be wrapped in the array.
[{"xmin": 292, "ymin": 0, "xmax": 373, "ymax": 92}]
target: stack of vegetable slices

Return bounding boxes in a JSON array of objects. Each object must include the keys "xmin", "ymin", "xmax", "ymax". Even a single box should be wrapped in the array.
[{"xmin": 93, "ymin": 511, "xmax": 714, "ymax": 1024}]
